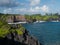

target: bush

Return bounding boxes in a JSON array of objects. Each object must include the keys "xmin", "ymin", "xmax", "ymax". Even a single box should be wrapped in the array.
[{"xmin": 0, "ymin": 28, "xmax": 9, "ymax": 38}]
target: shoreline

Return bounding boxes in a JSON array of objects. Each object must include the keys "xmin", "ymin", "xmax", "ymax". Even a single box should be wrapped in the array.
[
  {"xmin": 8, "ymin": 21, "xmax": 60, "ymax": 25},
  {"xmin": 6, "ymin": 28, "xmax": 41, "ymax": 45}
]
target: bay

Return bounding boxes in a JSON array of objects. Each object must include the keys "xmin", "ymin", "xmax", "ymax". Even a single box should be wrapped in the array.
[{"xmin": 22, "ymin": 22, "xmax": 60, "ymax": 45}]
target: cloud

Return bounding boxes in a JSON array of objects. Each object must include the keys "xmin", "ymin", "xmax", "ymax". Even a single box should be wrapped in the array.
[
  {"xmin": 41, "ymin": 5, "xmax": 49, "ymax": 12},
  {"xmin": 28, "ymin": 7, "xmax": 40, "ymax": 13},
  {"xmin": 3, "ymin": 8, "xmax": 12, "ymax": 14},
  {"xmin": 0, "ymin": 0, "xmax": 20, "ymax": 7},
  {"xmin": 3, "ymin": 8, "xmax": 27, "ymax": 14},
  {"xmin": 16, "ymin": 8, "xmax": 27, "ymax": 12},
  {"xmin": 13, "ymin": 7, "xmax": 40, "ymax": 13},
  {"xmin": 30, "ymin": 0, "xmax": 40, "ymax": 6},
  {"xmin": 3, "ymin": 5, "xmax": 49, "ymax": 14},
  {"xmin": 28, "ymin": 5, "xmax": 49, "ymax": 13}
]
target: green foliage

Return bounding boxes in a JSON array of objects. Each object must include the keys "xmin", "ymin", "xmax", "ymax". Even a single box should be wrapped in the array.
[
  {"xmin": 25, "ymin": 13, "xmax": 59, "ymax": 22},
  {"xmin": 10, "ymin": 26, "xmax": 25, "ymax": 35},
  {"xmin": 36, "ymin": 15, "xmax": 42, "ymax": 21},
  {"xmin": 0, "ymin": 26, "xmax": 9, "ymax": 38},
  {"xmin": 42, "ymin": 16, "xmax": 50, "ymax": 21},
  {"xmin": 0, "ymin": 15, "xmax": 25, "ymax": 37},
  {"xmin": 16, "ymin": 26, "xmax": 25, "ymax": 35},
  {"xmin": 25, "ymin": 15, "xmax": 31, "ymax": 20},
  {"xmin": 0, "ymin": 24, "xmax": 25, "ymax": 37},
  {"xmin": 0, "ymin": 21, "xmax": 4, "ymax": 27},
  {"xmin": 16, "ymin": 30, "xmax": 23, "ymax": 35},
  {"xmin": 0, "ymin": 13, "xmax": 59, "ymax": 38}
]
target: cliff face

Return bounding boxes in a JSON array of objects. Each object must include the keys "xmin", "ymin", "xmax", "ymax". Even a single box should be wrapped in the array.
[
  {"xmin": 6, "ymin": 15, "xmax": 26, "ymax": 23},
  {"xmin": 0, "ymin": 17, "xmax": 40, "ymax": 45},
  {"xmin": 0, "ymin": 29, "xmax": 40, "ymax": 45},
  {"xmin": 0, "ymin": 25, "xmax": 40, "ymax": 45},
  {"xmin": 6, "ymin": 29, "xmax": 40, "ymax": 45}
]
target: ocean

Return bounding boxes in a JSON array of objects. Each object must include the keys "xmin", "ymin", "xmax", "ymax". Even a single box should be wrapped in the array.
[{"xmin": 23, "ymin": 22, "xmax": 60, "ymax": 45}]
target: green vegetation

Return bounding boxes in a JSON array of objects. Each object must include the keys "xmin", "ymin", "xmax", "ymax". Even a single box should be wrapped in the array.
[
  {"xmin": 0, "ymin": 20, "xmax": 10, "ymax": 38},
  {"xmin": 0, "ymin": 15, "xmax": 25, "ymax": 38},
  {"xmin": 10, "ymin": 25, "xmax": 25, "ymax": 35},
  {"xmin": 0, "ymin": 23, "xmax": 25, "ymax": 38},
  {"xmin": 25, "ymin": 13, "xmax": 60, "ymax": 22},
  {"xmin": 0, "ymin": 13, "xmax": 60, "ymax": 37},
  {"xmin": 0, "ymin": 27, "xmax": 9, "ymax": 38}
]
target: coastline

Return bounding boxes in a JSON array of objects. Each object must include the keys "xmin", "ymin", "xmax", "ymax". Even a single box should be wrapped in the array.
[
  {"xmin": 0, "ymin": 22, "xmax": 41, "ymax": 45},
  {"xmin": 8, "ymin": 20, "xmax": 60, "ymax": 25},
  {"xmin": 6, "ymin": 29, "xmax": 41, "ymax": 45}
]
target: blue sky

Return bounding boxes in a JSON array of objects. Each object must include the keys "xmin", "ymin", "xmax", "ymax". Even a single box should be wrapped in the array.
[{"xmin": 0, "ymin": 0, "xmax": 60, "ymax": 14}]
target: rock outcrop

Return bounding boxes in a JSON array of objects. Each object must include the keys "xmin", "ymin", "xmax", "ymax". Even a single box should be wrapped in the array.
[{"xmin": 4, "ymin": 29, "xmax": 40, "ymax": 45}]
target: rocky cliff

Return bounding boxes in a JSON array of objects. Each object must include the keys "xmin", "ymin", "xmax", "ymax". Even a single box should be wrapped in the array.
[{"xmin": 0, "ymin": 29, "xmax": 40, "ymax": 45}]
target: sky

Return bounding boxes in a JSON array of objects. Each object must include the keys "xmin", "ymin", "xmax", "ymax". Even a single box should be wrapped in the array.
[{"xmin": 0, "ymin": 0, "xmax": 60, "ymax": 14}]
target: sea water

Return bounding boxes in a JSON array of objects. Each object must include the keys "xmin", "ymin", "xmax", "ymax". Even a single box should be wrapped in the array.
[{"xmin": 23, "ymin": 22, "xmax": 60, "ymax": 45}]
